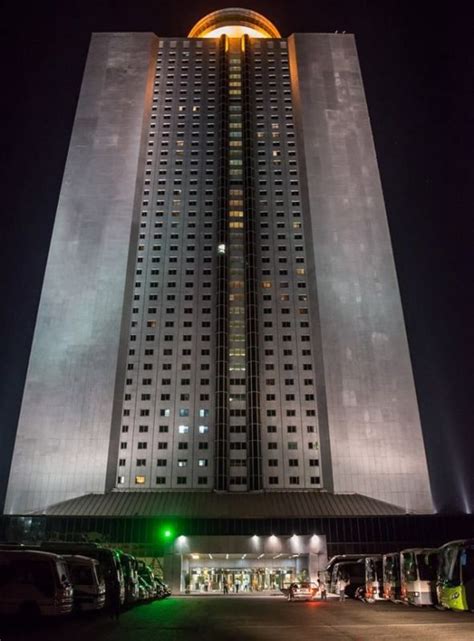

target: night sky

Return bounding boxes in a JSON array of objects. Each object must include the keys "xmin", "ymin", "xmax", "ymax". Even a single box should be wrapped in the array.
[{"xmin": 0, "ymin": 1, "xmax": 472, "ymax": 513}]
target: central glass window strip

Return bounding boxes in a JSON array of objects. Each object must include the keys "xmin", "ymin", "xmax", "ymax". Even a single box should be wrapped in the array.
[{"xmin": 227, "ymin": 40, "xmax": 248, "ymax": 490}]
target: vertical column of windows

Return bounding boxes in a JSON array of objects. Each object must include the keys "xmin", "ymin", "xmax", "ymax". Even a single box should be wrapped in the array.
[
  {"xmin": 117, "ymin": 38, "xmax": 218, "ymax": 490},
  {"xmin": 253, "ymin": 39, "xmax": 322, "ymax": 490},
  {"xmin": 242, "ymin": 35, "xmax": 262, "ymax": 491},
  {"xmin": 227, "ymin": 39, "xmax": 248, "ymax": 490},
  {"xmin": 214, "ymin": 35, "xmax": 230, "ymax": 490}
]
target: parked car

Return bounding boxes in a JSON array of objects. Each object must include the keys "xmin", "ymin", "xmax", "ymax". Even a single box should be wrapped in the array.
[
  {"xmin": 281, "ymin": 581, "xmax": 318, "ymax": 601},
  {"xmin": 0, "ymin": 550, "xmax": 74, "ymax": 617},
  {"xmin": 62, "ymin": 555, "xmax": 106, "ymax": 611}
]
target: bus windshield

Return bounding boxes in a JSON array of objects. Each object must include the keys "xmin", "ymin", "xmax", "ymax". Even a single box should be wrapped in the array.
[
  {"xmin": 417, "ymin": 553, "xmax": 437, "ymax": 581},
  {"xmin": 402, "ymin": 553, "xmax": 417, "ymax": 582}
]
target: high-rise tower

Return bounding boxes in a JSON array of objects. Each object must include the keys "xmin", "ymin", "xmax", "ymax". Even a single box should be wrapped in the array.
[{"xmin": 4, "ymin": 8, "xmax": 433, "ymax": 515}]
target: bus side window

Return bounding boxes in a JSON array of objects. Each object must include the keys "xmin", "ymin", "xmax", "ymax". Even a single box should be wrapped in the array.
[{"xmin": 461, "ymin": 549, "xmax": 474, "ymax": 583}]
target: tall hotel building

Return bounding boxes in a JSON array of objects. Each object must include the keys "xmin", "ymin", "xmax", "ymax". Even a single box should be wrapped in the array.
[{"xmin": 4, "ymin": 9, "xmax": 434, "ymax": 570}]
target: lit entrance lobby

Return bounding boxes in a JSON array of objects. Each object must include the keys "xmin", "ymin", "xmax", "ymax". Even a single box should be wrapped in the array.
[
  {"xmin": 185, "ymin": 554, "xmax": 302, "ymax": 593},
  {"xmin": 163, "ymin": 535, "xmax": 326, "ymax": 594}
]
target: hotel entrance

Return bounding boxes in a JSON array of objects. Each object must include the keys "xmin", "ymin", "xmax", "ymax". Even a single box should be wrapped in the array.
[
  {"xmin": 164, "ymin": 534, "xmax": 327, "ymax": 594},
  {"xmin": 184, "ymin": 553, "xmax": 302, "ymax": 593}
]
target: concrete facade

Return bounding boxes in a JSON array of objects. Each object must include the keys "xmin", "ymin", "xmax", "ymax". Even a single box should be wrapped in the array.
[
  {"xmin": 4, "ymin": 21, "xmax": 434, "ymax": 515},
  {"xmin": 288, "ymin": 34, "xmax": 433, "ymax": 512},
  {"xmin": 4, "ymin": 33, "xmax": 159, "ymax": 513}
]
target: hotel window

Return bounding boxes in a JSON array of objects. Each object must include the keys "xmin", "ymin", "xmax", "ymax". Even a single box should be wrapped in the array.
[{"xmin": 136, "ymin": 459, "xmax": 146, "ymax": 467}]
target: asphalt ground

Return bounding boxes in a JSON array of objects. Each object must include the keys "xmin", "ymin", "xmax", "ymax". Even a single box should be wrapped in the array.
[{"xmin": 1, "ymin": 595, "xmax": 474, "ymax": 641}]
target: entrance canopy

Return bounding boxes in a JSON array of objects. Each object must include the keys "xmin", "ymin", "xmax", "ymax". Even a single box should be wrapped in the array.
[{"xmin": 32, "ymin": 491, "xmax": 405, "ymax": 517}]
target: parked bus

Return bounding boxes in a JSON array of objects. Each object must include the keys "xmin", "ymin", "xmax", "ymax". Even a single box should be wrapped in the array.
[
  {"xmin": 383, "ymin": 552, "xmax": 401, "ymax": 601},
  {"xmin": 326, "ymin": 554, "xmax": 368, "ymax": 579},
  {"xmin": 38, "ymin": 542, "xmax": 125, "ymax": 607},
  {"xmin": 437, "ymin": 539, "xmax": 474, "ymax": 612},
  {"xmin": 63, "ymin": 555, "xmax": 106, "ymax": 611},
  {"xmin": 330, "ymin": 559, "xmax": 366, "ymax": 598},
  {"xmin": 117, "ymin": 551, "xmax": 139, "ymax": 604},
  {"xmin": 137, "ymin": 559, "xmax": 158, "ymax": 599},
  {"xmin": 0, "ymin": 550, "xmax": 74, "ymax": 617},
  {"xmin": 400, "ymin": 548, "xmax": 438, "ymax": 606},
  {"xmin": 364, "ymin": 555, "xmax": 383, "ymax": 602}
]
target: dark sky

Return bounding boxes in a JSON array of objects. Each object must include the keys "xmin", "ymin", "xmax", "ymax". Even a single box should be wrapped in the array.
[{"xmin": 0, "ymin": 1, "xmax": 472, "ymax": 513}]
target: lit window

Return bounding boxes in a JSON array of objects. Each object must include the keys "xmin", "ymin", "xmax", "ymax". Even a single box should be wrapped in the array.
[
  {"xmin": 178, "ymin": 425, "xmax": 189, "ymax": 434},
  {"xmin": 135, "ymin": 475, "xmax": 146, "ymax": 484},
  {"xmin": 199, "ymin": 425, "xmax": 209, "ymax": 434}
]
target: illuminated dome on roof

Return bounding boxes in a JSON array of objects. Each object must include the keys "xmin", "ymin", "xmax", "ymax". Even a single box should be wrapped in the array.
[{"xmin": 188, "ymin": 7, "xmax": 281, "ymax": 39}]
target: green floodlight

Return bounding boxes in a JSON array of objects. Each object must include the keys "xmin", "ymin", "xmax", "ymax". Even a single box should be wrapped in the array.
[{"xmin": 159, "ymin": 524, "xmax": 175, "ymax": 541}]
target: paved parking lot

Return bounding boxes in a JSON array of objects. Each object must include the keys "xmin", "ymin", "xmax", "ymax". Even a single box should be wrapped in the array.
[{"xmin": 1, "ymin": 596, "xmax": 474, "ymax": 641}]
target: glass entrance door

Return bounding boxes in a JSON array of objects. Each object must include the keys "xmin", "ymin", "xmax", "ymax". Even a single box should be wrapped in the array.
[{"xmin": 186, "ymin": 565, "xmax": 298, "ymax": 593}]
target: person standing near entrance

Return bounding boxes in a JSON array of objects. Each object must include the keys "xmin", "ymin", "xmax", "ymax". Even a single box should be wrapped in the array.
[
  {"xmin": 223, "ymin": 577, "xmax": 229, "ymax": 594},
  {"xmin": 318, "ymin": 578, "xmax": 327, "ymax": 600},
  {"xmin": 235, "ymin": 578, "xmax": 240, "ymax": 593},
  {"xmin": 337, "ymin": 576, "xmax": 348, "ymax": 602}
]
